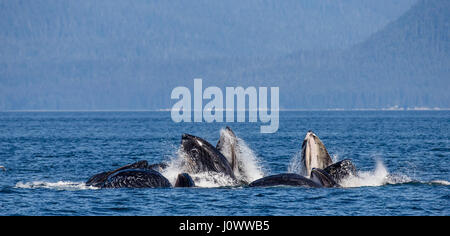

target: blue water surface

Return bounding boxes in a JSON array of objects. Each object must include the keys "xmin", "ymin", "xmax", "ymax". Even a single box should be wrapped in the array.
[{"xmin": 0, "ymin": 111, "xmax": 448, "ymax": 215}]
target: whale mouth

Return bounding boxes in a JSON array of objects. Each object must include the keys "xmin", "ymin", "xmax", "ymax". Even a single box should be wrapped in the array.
[
  {"xmin": 310, "ymin": 168, "xmax": 339, "ymax": 187},
  {"xmin": 301, "ymin": 131, "xmax": 333, "ymax": 176}
]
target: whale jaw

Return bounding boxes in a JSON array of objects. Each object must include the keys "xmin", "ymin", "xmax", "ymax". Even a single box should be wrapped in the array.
[
  {"xmin": 311, "ymin": 168, "xmax": 340, "ymax": 187},
  {"xmin": 181, "ymin": 133, "xmax": 235, "ymax": 179},
  {"xmin": 323, "ymin": 159, "xmax": 357, "ymax": 183},
  {"xmin": 301, "ymin": 131, "xmax": 333, "ymax": 177},
  {"xmin": 216, "ymin": 126, "xmax": 238, "ymax": 171}
]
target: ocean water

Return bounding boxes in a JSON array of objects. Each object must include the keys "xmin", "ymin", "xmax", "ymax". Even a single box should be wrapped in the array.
[{"xmin": 0, "ymin": 111, "xmax": 448, "ymax": 216}]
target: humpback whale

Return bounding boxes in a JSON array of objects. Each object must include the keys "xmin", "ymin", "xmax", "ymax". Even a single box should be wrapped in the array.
[
  {"xmin": 248, "ymin": 169, "xmax": 342, "ymax": 188},
  {"xmin": 181, "ymin": 133, "xmax": 236, "ymax": 180},
  {"xmin": 84, "ymin": 129, "xmax": 357, "ymax": 189},
  {"xmin": 86, "ymin": 160, "xmax": 152, "ymax": 187},
  {"xmin": 102, "ymin": 169, "xmax": 172, "ymax": 188},
  {"xmin": 249, "ymin": 131, "xmax": 357, "ymax": 188},
  {"xmin": 323, "ymin": 159, "xmax": 357, "ymax": 183},
  {"xmin": 310, "ymin": 168, "xmax": 340, "ymax": 187},
  {"xmin": 86, "ymin": 160, "xmax": 194, "ymax": 188},
  {"xmin": 248, "ymin": 168, "xmax": 341, "ymax": 188},
  {"xmin": 0, "ymin": 166, "xmax": 5, "ymax": 171},
  {"xmin": 301, "ymin": 131, "xmax": 333, "ymax": 176},
  {"xmin": 249, "ymin": 173, "xmax": 322, "ymax": 188},
  {"xmin": 175, "ymin": 173, "xmax": 196, "ymax": 187}
]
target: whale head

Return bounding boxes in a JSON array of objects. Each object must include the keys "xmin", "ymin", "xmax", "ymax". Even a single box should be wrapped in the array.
[
  {"xmin": 310, "ymin": 168, "xmax": 340, "ymax": 187},
  {"xmin": 301, "ymin": 131, "xmax": 333, "ymax": 177},
  {"xmin": 181, "ymin": 133, "xmax": 235, "ymax": 179},
  {"xmin": 323, "ymin": 159, "xmax": 357, "ymax": 183},
  {"xmin": 174, "ymin": 173, "xmax": 195, "ymax": 187}
]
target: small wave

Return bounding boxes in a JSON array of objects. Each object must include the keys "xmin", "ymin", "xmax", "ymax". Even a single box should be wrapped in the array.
[{"xmin": 15, "ymin": 181, "xmax": 98, "ymax": 190}]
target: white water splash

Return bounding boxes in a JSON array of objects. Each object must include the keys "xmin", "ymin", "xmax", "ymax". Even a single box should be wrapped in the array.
[
  {"xmin": 224, "ymin": 130, "xmax": 265, "ymax": 183},
  {"xmin": 429, "ymin": 180, "xmax": 450, "ymax": 186},
  {"xmin": 287, "ymin": 150, "xmax": 304, "ymax": 175},
  {"xmin": 340, "ymin": 160, "xmax": 412, "ymax": 188},
  {"xmin": 161, "ymin": 153, "xmax": 237, "ymax": 188},
  {"xmin": 160, "ymin": 129, "xmax": 265, "ymax": 187},
  {"xmin": 331, "ymin": 154, "xmax": 340, "ymax": 163},
  {"xmin": 189, "ymin": 172, "xmax": 236, "ymax": 188},
  {"xmin": 160, "ymin": 149, "xmax": 190, "ymax": 186},
  {"xmin": 15, "ymin": 181, "xmax": 98, "ymax": 190}
]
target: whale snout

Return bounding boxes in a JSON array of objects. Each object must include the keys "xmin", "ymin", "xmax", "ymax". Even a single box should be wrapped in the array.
[{"xmin": 182, "ymin": 133, "xmax": 192, "ymax": 140}]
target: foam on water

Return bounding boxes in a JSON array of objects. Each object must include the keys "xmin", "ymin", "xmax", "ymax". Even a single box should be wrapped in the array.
[{"xmin": 15, "ymin": 181, "xmax": 98, "ymax": 190}]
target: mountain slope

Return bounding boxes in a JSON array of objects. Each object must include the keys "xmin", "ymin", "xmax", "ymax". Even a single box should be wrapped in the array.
[
  {"xmin": 271, "ymin": 0, "xmax": 449, "ymax": 109},
  {"xmin": 1, "ymin": 0, "xmax": 446, "ymax": 110}
]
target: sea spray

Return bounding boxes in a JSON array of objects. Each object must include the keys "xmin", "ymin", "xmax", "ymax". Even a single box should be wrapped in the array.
[
  {"xmin": 218, "ymin": 128, "xmax": 265, "ymax": 184},
  {"xmin": 161, "ymin": 129, "xmax": 265, "ymax": 187},
  {"xmin": 161, "ymin": 149, "xmax": 188, "ymax": 186},
  {"xmin": 160, "ymin": 148, "xmax": 237, "ymax": 187},
  {"xmin": 339, "ymin": 160, "xmax": 412, "ymax": 188},
  {"xmin": 287, "ymin": 150, "xmax": 303, "ymax": 175}
]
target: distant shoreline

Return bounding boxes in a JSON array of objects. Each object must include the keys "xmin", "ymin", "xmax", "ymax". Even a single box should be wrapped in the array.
[{"xmin": 1, "ymin": 108, "xmax": 449, "ymax": 112}]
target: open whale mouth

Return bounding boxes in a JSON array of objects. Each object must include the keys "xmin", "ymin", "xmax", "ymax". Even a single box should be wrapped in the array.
[
  {"xmin": 180, "ymin": 133, "xmax": 236, "ymax": 180},
  {"xmin": 310, "ymin": 168, "xmax": 340, "ymax": 187},
  {"xmin": 301, "ymin": 131, "xmax": 333, "ymax": 176}
]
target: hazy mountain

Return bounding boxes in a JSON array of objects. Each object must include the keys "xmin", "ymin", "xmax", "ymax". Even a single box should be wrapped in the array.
[
  {"xmin": 0, "ymin": 0, "xmax": 415, "ymax": 61},
  {"xmin": 257, "ymin": 0, "xmax": 449, "ymax": 109},
  {"xmin": 2, "ymin": 0, "xmax": 448, "ymax": 110}
]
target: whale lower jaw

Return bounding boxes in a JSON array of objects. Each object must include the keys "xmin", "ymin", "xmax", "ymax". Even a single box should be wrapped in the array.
[
  {"xmin": 216, "ymin": 126, "xmax": 238, "ymax": 172},
  {"xmin": 181, "ymin": 133, "xmax": 236, "ymax": 180},
  {"xmin": 301, "ymin": 131, "xmax": 333, "ymax": 176}
]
